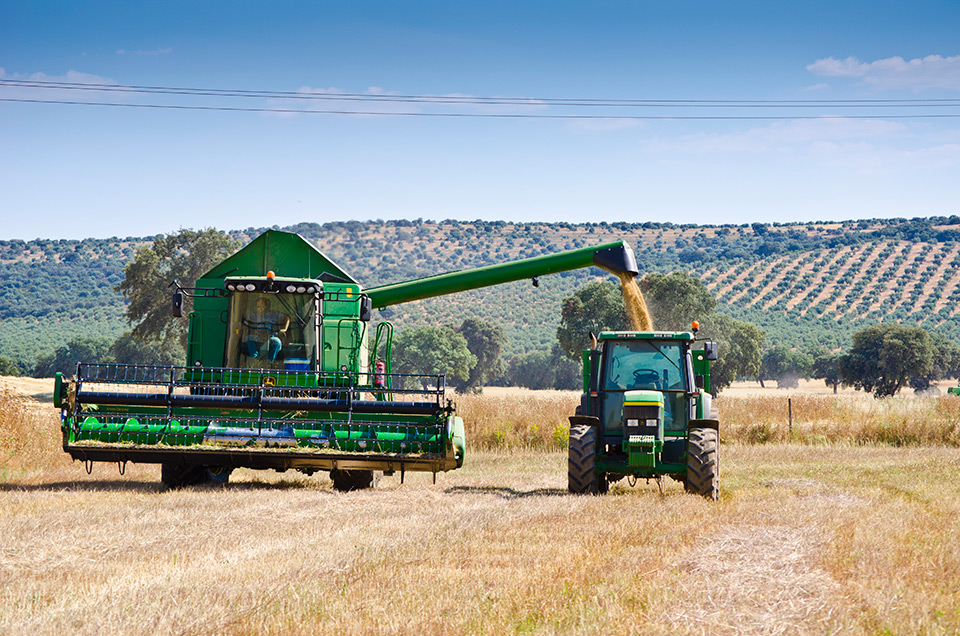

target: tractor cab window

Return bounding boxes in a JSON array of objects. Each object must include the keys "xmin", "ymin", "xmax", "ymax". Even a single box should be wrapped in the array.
[
  {"xmin": 603, "ymin": 341, "xmax": 687, "ymax": 392},
  {"xmin": 601, "ymin": 340, "xmax": 688, "ymax": 434},
  {"xmin": 225, "ymin": 293, "xmax": 318, "ymax": 370}
]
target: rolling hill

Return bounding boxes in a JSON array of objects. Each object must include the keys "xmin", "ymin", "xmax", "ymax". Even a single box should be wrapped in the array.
[{"xmin": 3, "ymin": 216, "xmax": 960, "ymax": 372}]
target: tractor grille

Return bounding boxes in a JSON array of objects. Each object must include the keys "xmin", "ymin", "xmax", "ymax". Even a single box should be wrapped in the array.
[{"xmin": 624, "ymin": 404, "xmax": 660, "ymax": 437}]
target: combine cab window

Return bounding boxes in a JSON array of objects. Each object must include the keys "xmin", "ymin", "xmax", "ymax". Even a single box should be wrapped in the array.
[{"xmin": 225, "ymin": 293, "xmax": 318, "ymax": 370}]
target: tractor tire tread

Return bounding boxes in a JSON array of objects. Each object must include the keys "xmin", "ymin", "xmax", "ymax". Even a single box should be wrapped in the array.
[
  {"xmin": 685, "ymin": 427, "xmax": 719, "ymax": 500},
  {"xmin": 568, "ymin": 424, "xmax": 601, "ymax": 495}
]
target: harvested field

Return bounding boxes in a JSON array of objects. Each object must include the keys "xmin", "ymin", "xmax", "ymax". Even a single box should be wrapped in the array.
[{"xmin": 2, "ymin": 380, "xmax": 960, "ymax": 634}]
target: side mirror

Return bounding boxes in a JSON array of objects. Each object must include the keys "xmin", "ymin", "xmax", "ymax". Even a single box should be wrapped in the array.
[
  {"xmin": 359, "ymin": 297, "xmax": 372, "ymax": 322},
  {"xmin": 172, "ymin": 291, "xmax": 184, "ymax": 318},
  {"xmin": 704, "ymin": 341, "xmax": 718, "ymax": 361}
]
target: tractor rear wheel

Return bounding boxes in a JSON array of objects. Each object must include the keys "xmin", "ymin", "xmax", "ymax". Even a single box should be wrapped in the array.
[
  {"xmin": 330, "ymin": 469, "xmax": 382, "ymax": 492},
  {"xmin": 160, "ymin": 462, "xmax": 206, "ymax": 489},
  {"xmin": 568, "ymin": 424, "xmax": 601, "ymax": 495},
  {"xmin": 685, "ymin": 427, "xmax": 719, "ymax": 500}
]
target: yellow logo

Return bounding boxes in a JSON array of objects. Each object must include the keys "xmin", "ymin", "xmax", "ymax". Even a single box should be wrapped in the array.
[{"xmin": 264, "ymin": 376, "xmax": 277, "ymax": 386}]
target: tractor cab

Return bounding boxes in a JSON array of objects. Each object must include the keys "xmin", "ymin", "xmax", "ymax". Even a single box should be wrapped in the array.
[{"xmin": 599, "ymin": 335, "xmax": 694, "ymax": 435}]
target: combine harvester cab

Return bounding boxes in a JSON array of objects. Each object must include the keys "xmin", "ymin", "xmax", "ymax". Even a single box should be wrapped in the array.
[{"xmin": 56, "ymin": 229, "xmax": 639, "ymax": 490}]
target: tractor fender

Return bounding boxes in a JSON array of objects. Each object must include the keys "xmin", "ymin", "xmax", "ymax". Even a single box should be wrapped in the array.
[
  {"xmin": 568, "ymin": 415, "xmax": 601, "ymax": 427},
  {"xmin": 688, "ymin": 419, "xmax": 720, "ymax": 431}
]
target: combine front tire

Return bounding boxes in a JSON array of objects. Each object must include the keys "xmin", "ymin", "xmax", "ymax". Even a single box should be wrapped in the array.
[
  {"xmin": 330, "ymin": 469, "xmax": 382, "ymax": 492},
  {"xmin": 160, "ymin": 462, "xmax": 206, "ymax": 489},
  {"xmin": 205, "ymin": 466, "xmax": 233, "ymax": 485},
  {"xmin": 568, "ymin": 425, "xmax": 601, "ymax": 495},
  {"xmin": 685, "ymin": 427, "xmax": 719, "ymax": 500}
]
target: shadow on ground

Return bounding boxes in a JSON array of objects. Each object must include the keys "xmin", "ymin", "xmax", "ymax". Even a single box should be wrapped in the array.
[
  {"xmin": 444, "ymin": 485, "xmax": 567, "ymax": 499},
  {"xmin": 0, "ymin": 477, "xmax": 333, "ymax": 494}
]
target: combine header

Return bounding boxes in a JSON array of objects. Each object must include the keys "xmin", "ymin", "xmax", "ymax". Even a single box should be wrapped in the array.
[{"xmin": 56, "ymin": 229, "xmax": 639, "ymax": 489}]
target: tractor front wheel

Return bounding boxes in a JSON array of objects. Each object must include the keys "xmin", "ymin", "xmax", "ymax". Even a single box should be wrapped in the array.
[
  {"xmin": 330, "ymin": 469, "xmax": 382, "ymax": 492},
  {"xmin": 685, "ymin": 427, "xmax": 719, "ymax": 500},
  {"xmin": 568, "ymin": 424, "xmax": 602, "ymax": 495}
]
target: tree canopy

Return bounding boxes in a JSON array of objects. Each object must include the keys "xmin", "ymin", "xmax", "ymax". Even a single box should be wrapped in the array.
[
  {"xmin": 116, "ymin": 228, "xmax": 238, "ymax": 363},
  {"xmin": 839, "ymin": 323, "xmax": 937, "ymax": 397},
  {"xmin": 33, "ymin": 336, "xmax": 114, "ymax": 377},
  {"xmin": 696, "ymin": 313, "xmax": 765, "ymax": 394},
  {"xmin": 759, "ymin": 345, "xmax": 813, "ymax": 389},
  {"xmin": 392, "ymin": 325, "xmax": 477, "ymax": 386},
  {"xmin": 453, "ymin": 318, "xmax": 507, "ymax": 393},
  {"xmin": 642, "ymin": 271, "xmax": 717, "ymax": 331},
  {"xmin": 811, "ymin": 350, "xmax": 842, "ymax": 393},
  {"xmin": 556, "ymin": 281, "xmax": 629, "ymax": 359},
  {"xmin": 508, "ymin": 346, "xmax": 581, "ymax": 390}
]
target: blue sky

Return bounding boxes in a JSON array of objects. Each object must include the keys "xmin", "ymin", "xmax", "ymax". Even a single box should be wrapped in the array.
[{"xmin": 2, "ymin": 1, "xmax": 959, "ymax": 239}]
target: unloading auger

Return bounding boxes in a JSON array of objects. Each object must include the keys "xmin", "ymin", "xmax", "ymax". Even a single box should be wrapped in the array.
[{"xmin": 55, "ymin": 229, "xmax": 638, "ymax": 490}]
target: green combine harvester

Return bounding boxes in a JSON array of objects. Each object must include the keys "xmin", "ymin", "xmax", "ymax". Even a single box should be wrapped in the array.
[
  {"xmin": 55, "ymin": 229, "xmax": 639, "ymax": 490},
  {"xmin": 568, "ymin": 328, "xmax": 720, "ymax": 499}
]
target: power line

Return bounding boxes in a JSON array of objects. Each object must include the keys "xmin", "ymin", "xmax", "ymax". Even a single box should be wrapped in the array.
[
  {"xmin": 2, "ymin": 78, "xmax": 959, "ymax": 108},
  {"xmin": 4, "ymin": 97, "xmax": 960, "ymax": 120}
]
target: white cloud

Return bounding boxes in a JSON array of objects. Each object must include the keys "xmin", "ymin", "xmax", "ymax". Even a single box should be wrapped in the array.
[
  {"xmin": 643, "ymin": 116, "xmax": 960, "ymax": 177},
  {"xmin": 0, "ymin": 68, "xmax": 117, "ymax": 100},
  {"xmin": 568, "ymin": 118, "xmax": 644, "ymax": 132},
  {"xmin": 806, "ymin": 54, "xmax": 960, "ymax": 91},
  {"xmin": 116, "ymin": 47, "xmax": 172, "ymax": 56},
  {"xmin": 265, "ymin": 86, "xmax": 546, "ymax": 117},
  {"xmin": 645, "ymin": 118, "xmax": 904, "ymax": 154}
]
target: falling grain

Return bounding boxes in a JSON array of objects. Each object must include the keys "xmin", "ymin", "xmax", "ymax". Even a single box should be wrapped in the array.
[{"xmin": 618, "ymin": 272, "xmax": 653, "ymax": 331}]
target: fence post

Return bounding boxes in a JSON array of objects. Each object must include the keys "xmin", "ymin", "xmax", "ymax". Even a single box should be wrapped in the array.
[{"xmin": 788, "ymin": 397, "xmax": 793, "ymax": 437}]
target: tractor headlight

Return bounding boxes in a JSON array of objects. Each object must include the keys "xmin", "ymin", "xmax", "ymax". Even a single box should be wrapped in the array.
[
  {"xmin": 286, "ymin": 285, "xmax": 297, "ymax": 293},
  {"xmin": 296, "ymin": 286, "xmax": 306, "ymax": 293},
  {"xmin": 227, "ymin": 283, "xmax": 236, "ymax": 291},
  {"xmin": 245, "ymin": 284, "xmax": 256, "ymax": 292}
]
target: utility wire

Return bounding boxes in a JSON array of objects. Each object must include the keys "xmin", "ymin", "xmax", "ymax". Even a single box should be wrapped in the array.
[
  {"xmin": 4, "ymin": 97, "xmax": 960, "ymax": 120},
  {"xmin": 2, "ymin": 78, "xmax": 959, "ymax": 108},
  {"xmin": 2, "ymin": 78, "xmax": 959, "ymax": 119}
]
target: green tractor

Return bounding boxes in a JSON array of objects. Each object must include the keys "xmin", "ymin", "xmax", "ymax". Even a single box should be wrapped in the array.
[{"xmin": 568, "ymin": 327, "xmax": 720, "ymax": 499}]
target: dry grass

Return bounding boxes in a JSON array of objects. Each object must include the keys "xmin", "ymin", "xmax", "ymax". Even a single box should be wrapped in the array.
[
  {"xmin": 456, "ymin": 387, "xmax": 580, "ymax": 451},
  {"xmin": 3, "ymin": 381, "xmax": 960, "ymax": 634},
  {"xmin": 457, "ymin": 385, "xmax": 960, "ymax": 449},
  {"xmin": 717, "ymin": 393, "xmax": 960, "ymax": 446}
]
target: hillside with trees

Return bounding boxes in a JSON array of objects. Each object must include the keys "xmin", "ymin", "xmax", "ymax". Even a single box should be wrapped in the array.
[{"xmin": 4, "ymin": 216, "xmax": 960, "ymax": 385}]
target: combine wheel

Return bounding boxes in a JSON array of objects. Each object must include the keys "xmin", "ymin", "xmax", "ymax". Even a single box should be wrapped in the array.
[
  {"xmin": 568, "ymin": 425, "xmax": 602, "ymax": 495},
  {"xmin": 330, "ymin": 469, "xmax": 382, "ymax": 492},
  {"xmin": 205, "ymin": 466, "xmax": 233, "ymax": 485},
  {"xmin": 685, "ymin": 427, "xmax": 719, "ymax": 500},
  {"xmin": 160, "ymin": 462, "xmax": 206, "ymax": 489}
]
